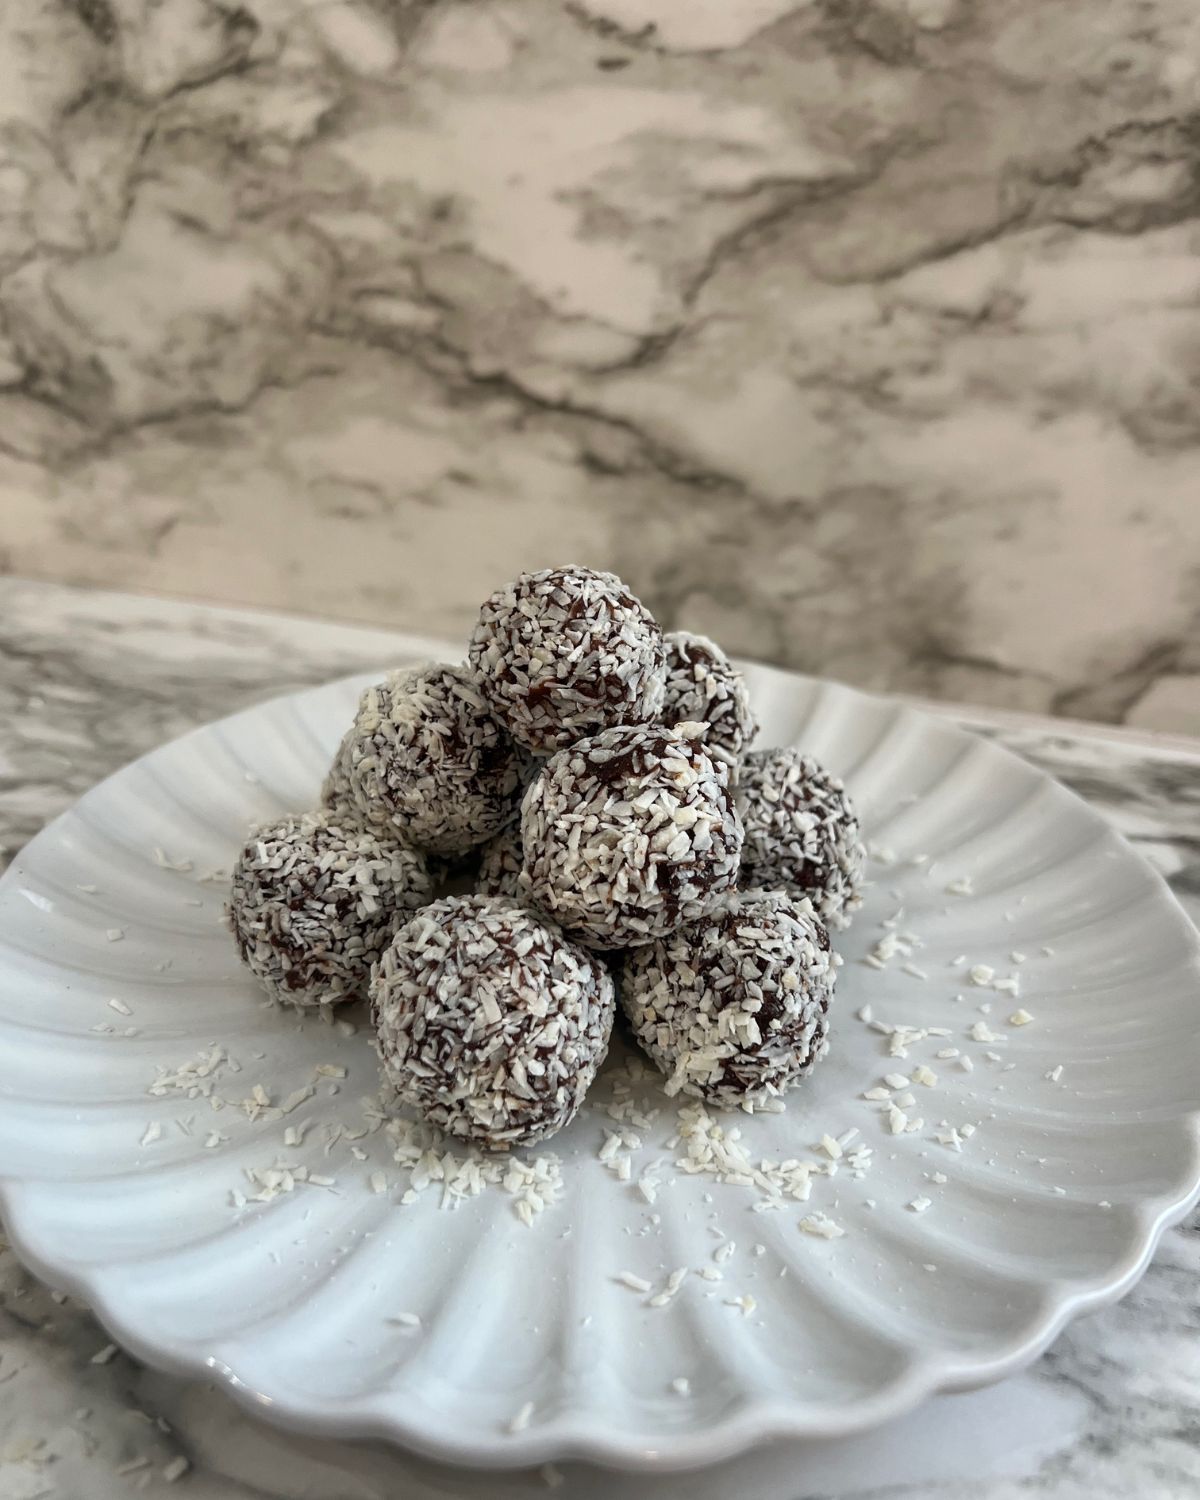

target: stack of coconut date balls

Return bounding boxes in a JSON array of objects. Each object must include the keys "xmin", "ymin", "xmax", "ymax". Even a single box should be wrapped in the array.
[{"xmin": 227, "ymin": 567, "xmax": 865, "ymax": 1150}]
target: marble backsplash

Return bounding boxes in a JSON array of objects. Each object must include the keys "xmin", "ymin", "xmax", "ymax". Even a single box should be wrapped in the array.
[{"xmin": 1, "ymin": 0, "xmax": 1198, "ymax": 733}]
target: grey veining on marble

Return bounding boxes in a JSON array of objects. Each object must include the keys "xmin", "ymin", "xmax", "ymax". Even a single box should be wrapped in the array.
[
  {"xmin": 1, "ymin": 0, "xmax": 1200, "ymax": 736},
  {"xmin": 0, "ymin": 577, "xmax": 1198, "ymax": 1500}
]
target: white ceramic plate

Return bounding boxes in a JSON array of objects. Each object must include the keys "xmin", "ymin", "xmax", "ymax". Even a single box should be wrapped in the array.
[{"xmin": 1, "ymin": 649, "xmax": 1198, "ymax": 1476}]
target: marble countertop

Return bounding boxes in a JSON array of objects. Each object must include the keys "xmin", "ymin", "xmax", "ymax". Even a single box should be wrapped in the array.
[
  {"xmin": 1, "ymin": 577, "xmax": 1198, "ymax": 1500},
  {"xmin": 3, "ymin": 0, "xmax": 1200, "ymax": 737}
]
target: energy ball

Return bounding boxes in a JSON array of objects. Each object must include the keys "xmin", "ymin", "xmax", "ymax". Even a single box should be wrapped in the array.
[
  {"xmin": 319, "ymin": 726, "xmax": 359, "ymax": 825},
  {"xmin": 661, "ymin": 631, "xmax": 758, "ymax": 771},
  {"xmin": 371, "ymin": 895, "xmax": 616, "ymax": 1149},
  {"xmin": 737, "ymin": 749, "xmax": 865, "ymax": 928},
  {"xmin": 342, "ymin": 663, "xmax": 526, "ymax": 857},
  {"xmin": 228, "ymin": 812, "xmax": 431, "ymax": 1008},
  {"xmin": 476, "ymin": 824, "xmax": 523, "ymax": 900},
  {"xmin": 469, "ymin": 567, "xmax": 667, "ymax": 754},
  {"xmin": 622, "ymin": 890, "xmax": 837, "ymax": 1108},
  {"xmin": 520, "ymin": 724, "xmax": 743, "ymax": 950}
]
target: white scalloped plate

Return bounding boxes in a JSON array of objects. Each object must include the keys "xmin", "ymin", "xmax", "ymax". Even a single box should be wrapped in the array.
[{"xmin": 1, "ymin": 648, "xmax": 1198, "ymax": 1477}]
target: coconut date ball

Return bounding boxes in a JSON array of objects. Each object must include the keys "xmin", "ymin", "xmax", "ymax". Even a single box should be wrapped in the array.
[
  {"xmin": 320, "ymin": 726, "xmax": 359, "ymax": 825},
  {"xmin": 622, "ymin": 890, "xmax": 837, "ymax": 1109},
  {"xmin": 737, "ymin": 749, "xmax": 865, "ymax": 929},
  {"xmin": 228, "ymin": 812, "xmax": 432, "ymax": 1008},
  {"xmin": 469, "ymin": 567, "xmax": 667, "ymax": 755},
  {"xmin": 476, "ymin": 824, "xmax": 524, "ymax": 900},
  {"xmin": 520, "ymin": 723, "xmax": 743, "ymax": 950},
  {"xmin": 341, "ymin": 663, "xmax": 526, "ymax": 857},
  {"xmin": 661, "ymin": 631, "xmax": 758, "ymax": 772},
  {"xmin": 371, "ymin": 895, "xmax": 616, "ymax": 1149}
]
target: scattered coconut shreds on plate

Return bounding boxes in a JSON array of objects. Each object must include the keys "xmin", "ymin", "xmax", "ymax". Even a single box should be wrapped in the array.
[
  {"xmin": 152, "ymin": 848, "xmax": 194, "ymax": 873},
  {"xmin": 616, "ymin": 1272, "xmax": 653, "ymax": 1293},
  {"xmin": 508, "ymin": 1401, "xmax": 535, "ymax": 1435},
  {"xmin": 670, "ymin": 1098, "xmax": 825, "ymax": 1208},
  {"xmin": 378, "ymin": 1111, "xmax": 565, "ymax": 1224},
  {"xmin": 1009, "ymin": 1009, "xmax": 1034, "ymax": 1027},
  {"xmin": 598, "ymin": 1130, "xmax": 623, "ymax": 1163},
  {"xmin": 149, "ymin": 1047, "xmax": 229, "ymax": 1100},
  {"xmin": 671, "ymin": 1376, "xmax": 691, "ymax": 1396},
  {"xmin": 866, "ymin": 928, "xmax": 923, "ymax": 971},
  {"xmin": 649, "ymin": 1268, "xmax": 690, "ymax": 1308},
  {"xmin": 799, "ymin": 1212, "xmax": 845, "ymax": 1240},
  {"xmin": 637, "ymin": 1166, "xmax": 662, "ymax": 1204},
  {"xmin": 908, "ymin": 1197, "xmax": 932, "ymax": 1214}
]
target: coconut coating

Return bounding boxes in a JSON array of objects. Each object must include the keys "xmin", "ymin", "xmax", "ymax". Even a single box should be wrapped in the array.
[
  {"xmin": 476, "ymin": 824, "xmax": 524, "ymax": 899},
  {"xmin": 228, "ymin": 812, "xmax": 432, "ymax": 1008},
  {"xmin": 320, "ymin": 726, "xmax": 359, "ymax": 825},
  {"xmin": 469, "ymin": 567, "xmax": 667, "ymax": 755},
  {"xmin": 371, "ymin": 896, "xmax": 616, "ymax": 1149},
  {"xmin": 342, "ymin": 663, "xmax": 527, "ymax": 857},
  {"xmin": 737, "ymin": 750, "xmax": 865, "ymax": 928},
  {"xmin": 622, "ymin": 890, "xmax": 837, "ymax": 1108},
  {"xmin": 520, "ymin": 724, "xmax": 743, "ymax": 951},
  {"xmin": 661, "ymin": 631, "xmax": 758, "ymax": 771}
]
